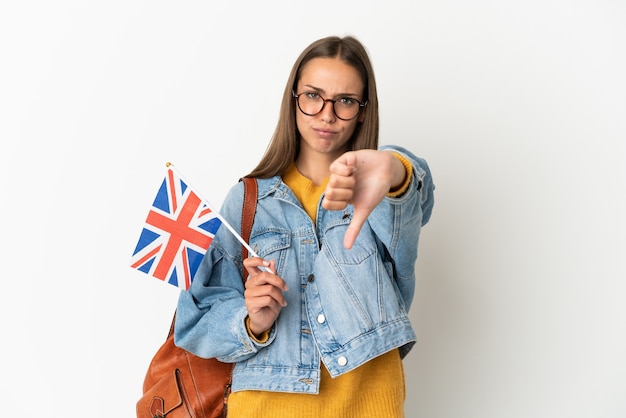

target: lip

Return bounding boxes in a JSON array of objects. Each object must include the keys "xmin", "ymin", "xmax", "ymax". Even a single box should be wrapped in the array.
[{"xmin": 313, "ymin": 128, "xmax": 338, "ymax": 138}]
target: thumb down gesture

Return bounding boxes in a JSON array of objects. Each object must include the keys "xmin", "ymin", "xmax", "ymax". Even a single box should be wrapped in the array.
[{"xmin": 322, "ymin": 150, "xmax": 408, "ymax": 249}]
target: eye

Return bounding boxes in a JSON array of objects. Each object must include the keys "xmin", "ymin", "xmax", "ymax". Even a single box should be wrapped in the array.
[
  {"xmin": 338, "ymin": 97, "xmax": 357, "ymax": 106},
  {"xmin": 304, "ymin": 92, "xmax": 320, "ymax": 100},
  {"xmin": 339, "ymin": 97, "xmax": 356, "ymax": 105}
]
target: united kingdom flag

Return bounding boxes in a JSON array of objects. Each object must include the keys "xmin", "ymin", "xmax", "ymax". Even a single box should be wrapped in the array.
[{"xmin": 130, "ymin": 166, "xmax": 222, "ymax": 290}]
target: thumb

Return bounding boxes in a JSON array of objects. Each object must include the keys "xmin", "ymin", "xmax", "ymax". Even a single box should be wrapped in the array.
[{"xmin": 343, "ymin": 209, "xmax": 368, "ymax": 249}]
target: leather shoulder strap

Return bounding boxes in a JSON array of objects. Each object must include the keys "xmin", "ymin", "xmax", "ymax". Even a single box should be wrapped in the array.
[{"xmin": 240, "ymin": 177, "xmax": 258, "ymax": 281}]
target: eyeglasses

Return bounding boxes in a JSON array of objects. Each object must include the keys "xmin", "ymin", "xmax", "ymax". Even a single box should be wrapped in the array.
[{"xmin": 293, "ymin": 91, "xmax": 366, "ymax": 121}]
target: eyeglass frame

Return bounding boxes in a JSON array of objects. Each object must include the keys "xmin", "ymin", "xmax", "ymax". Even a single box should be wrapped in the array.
[{"xmin": 292, "ymin": 91, "xmax": 367, "ymax": 121}]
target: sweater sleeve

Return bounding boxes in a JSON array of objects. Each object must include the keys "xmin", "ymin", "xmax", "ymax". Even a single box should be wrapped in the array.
[{"xmin": 387, "ymin": 152, "xmax": 413, "ymax": 197}]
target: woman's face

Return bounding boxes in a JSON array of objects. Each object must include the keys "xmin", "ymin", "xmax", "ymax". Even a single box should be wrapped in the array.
[{"xmin": 294, "ymin": 57, "xmax": 365, "ymax": 160}]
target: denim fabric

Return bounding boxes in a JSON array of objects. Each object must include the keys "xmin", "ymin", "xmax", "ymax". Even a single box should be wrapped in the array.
[{"xmin": 174, "ymin": 145, "xmax": 435, "ymax": 394}]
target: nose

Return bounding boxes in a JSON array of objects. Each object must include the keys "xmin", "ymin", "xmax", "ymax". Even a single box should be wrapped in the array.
[{"xmin": 319, "ymin": 99, "xmax": 337, "ymax": 123}]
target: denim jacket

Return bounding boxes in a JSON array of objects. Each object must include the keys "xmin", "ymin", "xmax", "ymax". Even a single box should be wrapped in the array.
[{"xmin": 174, "ymin": 145, "xmax": 434, "ymax": 394}]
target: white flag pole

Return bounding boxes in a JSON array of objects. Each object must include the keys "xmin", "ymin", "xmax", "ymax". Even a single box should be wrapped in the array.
[{"xmin": 166, "ymin": 162, "xmax": 261, "ymax": 259}]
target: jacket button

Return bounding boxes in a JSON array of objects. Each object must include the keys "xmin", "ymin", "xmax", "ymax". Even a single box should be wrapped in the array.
[
  {"xmin": 338, "ymin": 356, "xmax": 348, "ymax": 366},
  {"xmin": 307, "ymin": 274, "xmax": 315, "ymax": 282},
  {"xmin": 317, "ymin": 314, "xmax": 326, "ymax": 324}
]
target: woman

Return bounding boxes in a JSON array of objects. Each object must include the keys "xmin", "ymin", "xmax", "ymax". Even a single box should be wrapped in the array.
[{"xmin": 175, "ymin": 35, "xmax": 435, "ymax": 417}]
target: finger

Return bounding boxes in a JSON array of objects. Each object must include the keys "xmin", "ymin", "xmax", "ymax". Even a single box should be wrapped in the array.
[
  {"xmin": 245, "ymin": 264, "xmax": 288, "ymax": 292},
  {"xmin": 246, "ymin": 293, "xmax": 287, "ymax": 312},
  {"xmin": 322, "ymin": 176, "xmax": 355, "ymax": 210},
  {"xmin": 323, "ymin": 183, "xmax": 354, "ymax": 202},
  {"xmin": 343, "ymin": 209, "xmax": 368, "ymax": 249},
  {"xmin": 322, "ymin": 198, "xmax": 348, "ymax": 211},
  {"xmin": 327, "ymin": 167, "xmax": 357, "ymax": 190},
  {"xmin": 246, "ymin": 273, "xmax": 288, "ymax": 291},
  {"xmin": 321, "ymin": 189, "xmax": 353, "ymax": 210},
  {"xmin": 266, "ymin": 258, "xmax": 277, "ymax": 275},
  {"xmin": 329, "ymin": 152, "xmax": 358, "ymax": 175},
  {"xmin": 245, "ymin": 283, "xmax": 288, "ymax": 308},
  {"xmin": 243, "ymin": 256, "xmax": 270, "ymax": 276}
]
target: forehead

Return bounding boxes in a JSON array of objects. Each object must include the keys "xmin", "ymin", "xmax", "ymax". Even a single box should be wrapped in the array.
[{"xmin": 297, "ymin": 57, "xmax": 364, "ymax": 94}]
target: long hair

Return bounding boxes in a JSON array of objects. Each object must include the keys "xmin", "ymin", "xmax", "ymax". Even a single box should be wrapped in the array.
[{"xmin": 246, "ymin": 35, "xmax": 380, "ymax": 178}]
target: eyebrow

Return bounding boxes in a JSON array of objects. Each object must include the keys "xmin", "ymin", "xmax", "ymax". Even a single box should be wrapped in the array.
[{"xmin": 300, "ymin": 84, "xmax": 361, "ymax": 98}]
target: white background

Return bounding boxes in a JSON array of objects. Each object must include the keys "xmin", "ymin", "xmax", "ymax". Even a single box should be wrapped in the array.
[{"xmin": 1, "ymin": 1, "xmax": 625, "ymax": 417}]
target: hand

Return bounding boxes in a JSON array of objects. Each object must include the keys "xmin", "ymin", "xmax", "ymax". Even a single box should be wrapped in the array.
[
  {"xmin": 322, "ymin": 150, "xmax": 406, "ymax": 249},
  {"xmin": 243, "ymin": 257, "xmax": 288, "ymax": 337}
]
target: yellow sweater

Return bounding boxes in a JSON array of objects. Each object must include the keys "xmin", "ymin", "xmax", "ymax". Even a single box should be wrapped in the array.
[{"xmin": 228, "ymin": 156, "xmax": 412, "ymax": 417}]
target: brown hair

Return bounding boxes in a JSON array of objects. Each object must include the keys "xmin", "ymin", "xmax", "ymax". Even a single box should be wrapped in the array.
[{"xmin": 246, "ymin": 35, "xmax": 380, "ymax": 178}]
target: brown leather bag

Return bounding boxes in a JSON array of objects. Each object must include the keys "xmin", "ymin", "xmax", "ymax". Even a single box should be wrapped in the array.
[{"xmin": 137, "ymin": 177, "xmax": 258, "ymax": 418}]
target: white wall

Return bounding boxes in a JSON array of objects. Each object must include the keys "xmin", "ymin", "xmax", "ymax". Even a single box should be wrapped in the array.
[{"xmin": 1, "ymin": 1, "xmax": 624, "ymax": 417}]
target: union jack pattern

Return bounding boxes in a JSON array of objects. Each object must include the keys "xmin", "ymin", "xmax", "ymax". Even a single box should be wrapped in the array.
[{"xmin": 130, "ymin": 167, "xmax": 222, "ymax": 290}]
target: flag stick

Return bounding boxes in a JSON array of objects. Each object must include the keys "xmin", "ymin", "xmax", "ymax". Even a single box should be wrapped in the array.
[{"xmin": 166, "ymin": 162, "xmax": 261, "ymax": 259}]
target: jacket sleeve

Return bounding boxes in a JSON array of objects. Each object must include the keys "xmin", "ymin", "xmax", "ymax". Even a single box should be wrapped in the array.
[
  {"xmin": 372, "ymin": 145, "xmax": 435, "ymax": 309},
  {"xmin": 173, "ymin": 181, "xmax": 275, "ymax": 362}
]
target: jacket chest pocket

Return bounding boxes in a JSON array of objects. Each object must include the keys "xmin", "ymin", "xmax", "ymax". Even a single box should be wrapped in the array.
[
  {"xmin": 323, "ymin": 223, "xmax": 377, "ymax": 265},
  {"xmin": 250, "ymin": 228, "xmax": 291, "ymax": 272}
]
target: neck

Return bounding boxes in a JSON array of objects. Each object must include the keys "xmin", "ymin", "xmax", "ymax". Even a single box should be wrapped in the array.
[{"xmin": 295, "ymin": 151, "xmax": 339, "ymax": 186}]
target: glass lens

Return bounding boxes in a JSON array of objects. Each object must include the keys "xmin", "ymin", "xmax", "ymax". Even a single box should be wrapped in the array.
[
  {"xmin": 298, "ymin": 93, "xmax": 324, "ymax": 116},
  {"xmin": 334, "ymin": 98, "xmax": 360, "ymax": 120}
]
